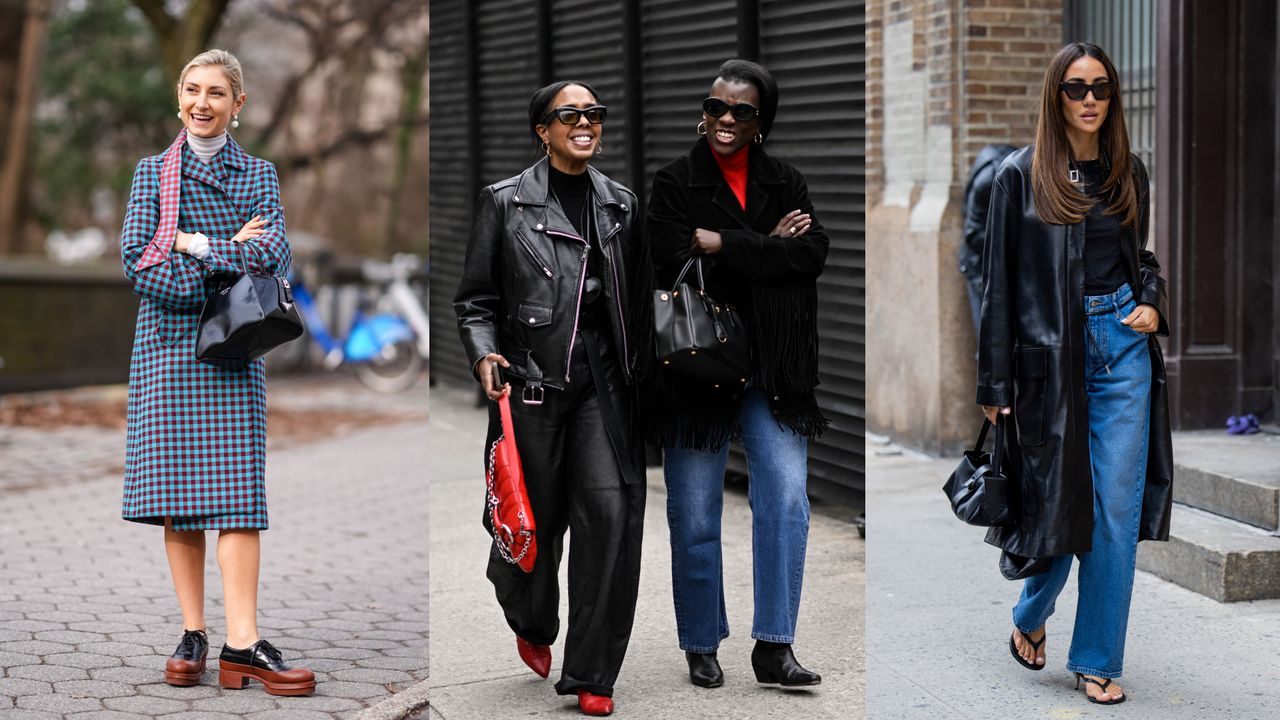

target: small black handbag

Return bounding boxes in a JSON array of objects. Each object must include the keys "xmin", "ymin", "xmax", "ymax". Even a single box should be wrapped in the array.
[
  {"xmin": 653, "ymin": 256, "xmax": 751, "ymax": 385},
  {"xmin": 943, "ymin": 417, "xmax": 1013, "ymax": 527},
  {"xmin": 195, "ymin": 248, "xmax": 303, "ymax": 371}
]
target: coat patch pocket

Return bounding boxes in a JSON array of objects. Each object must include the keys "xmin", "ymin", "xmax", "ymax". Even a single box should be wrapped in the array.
[
  {"xmin": 516, "ymin": 302, "xmax": 553, "ymax": 328},
  {"xmin": 153, "ymin": 308, "xmax": 191, "ymax": 347},
  {"xmin": 1013, "ymin": 347, "xmax": 1048, "ymax": 447}
]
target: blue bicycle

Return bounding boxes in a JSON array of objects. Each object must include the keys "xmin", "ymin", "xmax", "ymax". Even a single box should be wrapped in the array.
[{"xmin": 285, "ymin": 255, "xmax": 428, "ymax": 393}]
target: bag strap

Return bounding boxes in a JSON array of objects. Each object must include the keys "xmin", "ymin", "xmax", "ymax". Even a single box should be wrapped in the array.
[
  {"xmin": 497, "ymin": 393, "xmax": 517, "ymax": 454},
  {"xmin": 973, "ymin": 418, "xmax": 992, "ymax": 452},
  {"xmin": 991, "ymin": 416, "xmax": 1005, "ymax": 477},
  {"xmin": 672, "ymin": 255, "xmax": 708, "ymax": 292}
]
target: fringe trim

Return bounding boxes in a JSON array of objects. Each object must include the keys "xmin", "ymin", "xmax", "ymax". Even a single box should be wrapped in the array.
[
  {"xmin": 779, "ymin": 408, "xmax": 831, "ymax": 439},
  {"xmin": 750, "ymin": 283, "xmax": 821, "ymax": 396}
]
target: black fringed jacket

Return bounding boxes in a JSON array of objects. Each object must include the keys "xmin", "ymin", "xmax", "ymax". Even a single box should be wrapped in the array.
[{"xmin": 646, "ymin": 139, "xmax": 830, "ymax": 450}]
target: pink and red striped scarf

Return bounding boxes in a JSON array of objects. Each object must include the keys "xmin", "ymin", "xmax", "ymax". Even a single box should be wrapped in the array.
[{"xmin": 134, "ymin": 129, "xmax": 188, "ymax": 271}]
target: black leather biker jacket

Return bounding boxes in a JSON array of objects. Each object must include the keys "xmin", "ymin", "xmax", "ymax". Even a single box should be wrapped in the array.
[{"xmin": 454, "ymin": 158, "xmax": 643, "ymax": 395}]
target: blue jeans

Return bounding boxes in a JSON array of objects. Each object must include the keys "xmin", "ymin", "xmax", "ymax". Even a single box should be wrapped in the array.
[
  {"xmin": 1012, "ymin": 284, "xmax": 1152, "ymax": 679},
  {"xmin": 663, "ymin": 388, "xmax": 810, "ymax": 652}
]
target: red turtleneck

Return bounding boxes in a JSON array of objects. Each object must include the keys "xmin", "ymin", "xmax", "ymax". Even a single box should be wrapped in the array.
[{"xmin": 711, "ymin": 143, "xmax": 750, "ymax": 210}]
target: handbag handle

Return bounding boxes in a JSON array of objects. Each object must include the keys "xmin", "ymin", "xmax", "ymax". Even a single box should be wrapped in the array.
[
  {"xmin": 672, "ymin": 255, "xmax": 707, "ymax": 292},
  {"xmin": 973, "ymin": 416, "xmax": 1006, "ymax": 477}
]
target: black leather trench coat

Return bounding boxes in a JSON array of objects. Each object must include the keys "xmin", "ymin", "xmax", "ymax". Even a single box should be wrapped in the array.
[
  {"xmin": 977, "ymin": 146, "xmax": 1174, "ymax": 564},
  {"xmin": 454, "ymin": 158, "xmax": 645, "ymax": 394}
]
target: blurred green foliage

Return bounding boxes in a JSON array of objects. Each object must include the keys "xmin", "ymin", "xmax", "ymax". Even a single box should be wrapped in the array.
[{"xmin": 33, "ymin": 0, "xmax": 175, "ymax": 232}]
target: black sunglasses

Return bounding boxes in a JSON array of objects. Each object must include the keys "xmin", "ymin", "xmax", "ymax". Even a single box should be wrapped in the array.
[
  {"xmin": 1059, "ymin": 81, "xmax": 1115, "ymax": 102},
  {"xmin": 542, "ymin": 104, "xmax": 607, "ymax": 125},
  {"xmin": 702, "ymin": 97, "xmax": 759, "ymax": 122}
]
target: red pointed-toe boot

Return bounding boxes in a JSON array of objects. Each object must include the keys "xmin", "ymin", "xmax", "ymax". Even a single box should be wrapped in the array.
[
  {"xmin": 516, "ymin": 636, "xmax": 551, "ymax": 678},
  {"xmin": 576, "ymin": 690, "xmax": 614, "ymax": 716}
]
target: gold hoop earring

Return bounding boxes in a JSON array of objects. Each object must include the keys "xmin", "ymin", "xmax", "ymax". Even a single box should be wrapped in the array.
[
  {"xmin": 543, "ymin": 142, "xmax": 550, "ymax": 157},
  {"xmin": 754, "ymin": 133, "xmax": 763, "ymax": 145},
  {"xmin": 595, "ymin": 141, "xmax": 604, "ymax": 156},
  {"xmin": 697, "ymin": 121, "xmax": 707, "ymax": 136}
]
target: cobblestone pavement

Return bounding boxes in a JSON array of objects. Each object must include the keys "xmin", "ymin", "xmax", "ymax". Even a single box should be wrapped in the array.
[{"xmin": 0, "ymin": 375, "xmax": 429, "ymax": 719}]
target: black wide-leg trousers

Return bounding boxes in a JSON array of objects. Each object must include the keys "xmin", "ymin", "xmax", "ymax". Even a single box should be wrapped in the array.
[{"xmin": 483, "ymin": 328, "xmax": 646, "ymax": 697}]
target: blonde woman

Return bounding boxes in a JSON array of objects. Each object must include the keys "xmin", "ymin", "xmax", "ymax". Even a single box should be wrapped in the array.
[{"xmin": 120, "ymin": 49, "xmax": 314, "ymax": 696}]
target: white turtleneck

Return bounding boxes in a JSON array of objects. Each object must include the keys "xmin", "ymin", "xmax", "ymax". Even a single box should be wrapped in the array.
[{"xmin": 187, "ymin": 131, "xmax": 227, "ymax": 164}]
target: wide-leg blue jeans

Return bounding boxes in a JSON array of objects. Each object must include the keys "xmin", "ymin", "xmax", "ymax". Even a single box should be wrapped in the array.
[
  {"xmin": 1012, "ymin": 284, "xmax": 1152, "ymax": 679},
  {"xmin": 663, "ymin": 388, "xmax": 810, "ymax": 652}
]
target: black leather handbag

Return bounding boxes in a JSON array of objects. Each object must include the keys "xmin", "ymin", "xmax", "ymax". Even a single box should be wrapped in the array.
[
  {"xmin": 195, "ymin": 248, "xmax": 303, "ymax": 371},
  {"xmin": 943, "ymin": 417, "xmax": 1013, "ymax": 527},
  {"xmin": 653, "ymin": 256, "xmax": 750, "ymax": 384}
]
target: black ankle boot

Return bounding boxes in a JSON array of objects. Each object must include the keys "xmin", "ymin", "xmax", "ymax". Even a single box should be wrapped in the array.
[
  {"xmin": 750, "ymin": 640, "xmax": 821, "ymax": 686},
  {"xmin": 685, "ymin": 651, "xmax": 724, "ymax": 688}
]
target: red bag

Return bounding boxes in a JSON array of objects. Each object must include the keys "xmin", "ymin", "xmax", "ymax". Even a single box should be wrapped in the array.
[{"xmin": 486, "ymin": 394, "xmax": 537, "ymax": 573}]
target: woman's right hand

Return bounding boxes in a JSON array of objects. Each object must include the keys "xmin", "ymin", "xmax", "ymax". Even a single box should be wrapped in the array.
[
  {"xmin": 771, "ymin": 209, "xmax": 812, "ymax": 238},
  {"xmin": 982, "ymin": 405, "xmax": 1011, "ymax": 424},
  {"xmin": 478, "ymin": 353, "xmax": 511, "ymax": 401},
  {"xmin": 231, "ymin": 215, "xmax": 267, "ymax": 244}
]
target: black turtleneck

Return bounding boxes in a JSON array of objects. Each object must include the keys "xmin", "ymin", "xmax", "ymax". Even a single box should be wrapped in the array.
[
  {"xmin": 548, "ymin": 164, "xmax": 591, "ymax": 238},
  {"xmin": 548, "ymin": 163, "xmax": 606, "ymax": 326},
  {"xmin": 1077, "ymin": 159, "xmax": 1128, "ymax": 295}
]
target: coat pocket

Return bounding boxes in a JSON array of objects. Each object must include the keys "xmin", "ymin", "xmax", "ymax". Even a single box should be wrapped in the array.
[
  {"xmin": 152, "ymin": 308, "xmax": 191, "ymax": 347},
  {"xmin": 516, "ymin": 302, "xmax": 553, "ymax": 329},
  {"xmin": 515, "ymin": 231, "xmax": 555, "ymax": 280},
  {"xmin": 1013, "ymin": 347, "xmax": 1048, "ymax": 447}
]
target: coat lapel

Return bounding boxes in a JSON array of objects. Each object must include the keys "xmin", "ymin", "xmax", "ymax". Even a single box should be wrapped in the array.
[
  {"xmin": 687, "ymin": 139, "xmax": 784, "ymax": 232},
  {"xmin": 181, "ymin": 144, "xmax": 226, "ymax": 194}
]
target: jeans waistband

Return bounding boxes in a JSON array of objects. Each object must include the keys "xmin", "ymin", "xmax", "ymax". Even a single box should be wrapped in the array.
[{"xmin": 1084, "ymin": 284, "xmax": 1134, "ymax": 315}]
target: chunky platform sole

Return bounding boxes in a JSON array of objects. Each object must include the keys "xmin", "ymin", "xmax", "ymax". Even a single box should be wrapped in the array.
[
  {"xmin": 163, "ymin": 662, "xmax": 204, "ymax": 686},
  {"xmin": 218, "ymin": 661, "xmax": 316, "ymax": 696}
]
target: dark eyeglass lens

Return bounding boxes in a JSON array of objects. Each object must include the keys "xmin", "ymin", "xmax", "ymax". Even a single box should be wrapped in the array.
[
  {"xmin": 552, "ymin": 106, "xmax": 607, "ymax": 125},
  {"xmin": 703, "ymin": 98, "xmax": 757, "ymax": 121},
  {"xmin": 1062, "ymin": 82, "xmax": 1114, "ymax": 101}
]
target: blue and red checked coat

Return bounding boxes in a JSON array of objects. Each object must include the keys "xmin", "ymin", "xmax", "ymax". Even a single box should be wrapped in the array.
[{"xmin": 120, "ymin": 135, "xmax": 290, "ymax": 531}]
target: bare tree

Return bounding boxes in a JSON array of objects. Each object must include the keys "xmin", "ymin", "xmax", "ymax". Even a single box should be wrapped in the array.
[
  {"xmin": 130, "ymin": 0, "xmax": 234, "ymax": 78},
  {"xmin": 0, "ymin": 0, "xmax": 51, "ymax": 255}
]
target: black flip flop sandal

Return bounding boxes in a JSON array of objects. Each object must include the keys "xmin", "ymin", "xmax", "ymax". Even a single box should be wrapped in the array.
[
  {"xmin": 1008, "ymin": 629, "xmax": 1046, "ymax": 671},
  {"xmin": 1075, "ymin": 673, "xmax": 1126, "ymax": 705}
]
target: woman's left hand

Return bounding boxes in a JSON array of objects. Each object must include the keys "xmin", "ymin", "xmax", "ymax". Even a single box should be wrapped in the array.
[
  {"xmin": 691, "ymin": 228, "xmax": 723, "ymax": 254},
  {"xmin": 1121, "ymin": 303, "xmax": 1160, "ymax": 333}
]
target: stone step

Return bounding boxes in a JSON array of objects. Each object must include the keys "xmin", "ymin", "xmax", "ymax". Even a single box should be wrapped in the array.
[
  {"xmin": 1171, "ymin": 430, "xmax": 1280, "ymax": 531},
  {"xmin": 1137, "ymin": 503, "xmax": 1280, "ymax": 602}
]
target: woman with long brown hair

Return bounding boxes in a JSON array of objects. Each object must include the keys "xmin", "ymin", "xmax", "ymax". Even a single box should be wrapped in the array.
[{"xmin": 977, "ymin": 42, "xmax": 1173, "ymax": 705}]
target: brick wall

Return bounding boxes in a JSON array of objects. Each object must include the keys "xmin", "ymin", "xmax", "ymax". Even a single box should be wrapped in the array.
[
  {"xmin": 867, "ymin": 0, "xmax": 1062, "ymax": 204},
  {"xmin": 959, "ymin": 0, "xmax": 1063, "ymax": 166}
]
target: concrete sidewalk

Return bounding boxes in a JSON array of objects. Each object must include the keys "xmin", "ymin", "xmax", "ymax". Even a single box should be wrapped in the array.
[
  {"xmin": 0, "ymin": 376, "xmax": 429, "ymax": 719},
  {"xmin": 865, "ymin": 437, "xmax": 1280, "ymax": 720},
  {"xmin": 428, "ymin": 385, "xmax": 864, "ymax": 719}
]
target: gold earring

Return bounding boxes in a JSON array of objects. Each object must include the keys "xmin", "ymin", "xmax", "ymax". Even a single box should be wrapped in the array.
[
  {"xmin": 543, "ymin": 141, "xmax": 550, "ymax": 157},
  {"xmin": 595, "ymin": 141, "xmax": 604, "ymax": 156}
]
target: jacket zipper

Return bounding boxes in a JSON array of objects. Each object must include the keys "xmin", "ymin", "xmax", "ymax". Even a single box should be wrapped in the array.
[
  {"xmin": 515, "ymin": 231, "xmax": 554, "ymax": 279},
  {"xmin": 547, "ymin": 228, "xmax": 589, "ymax": 382},
  {"xmin": 603, "ymin": 225, "xmax": 630, "ymax": 379}
]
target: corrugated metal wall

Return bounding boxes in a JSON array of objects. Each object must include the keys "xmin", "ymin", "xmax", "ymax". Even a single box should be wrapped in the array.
[
  {"xmin": 759, "ymin": 0, "xmax": 865, "ymax": 501},
  {"xmin": 429, "ymin": 0, "xmax": 867, "ymax": 500}
]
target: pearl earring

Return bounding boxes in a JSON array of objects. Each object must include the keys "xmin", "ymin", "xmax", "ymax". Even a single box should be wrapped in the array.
[
  {"xmin": 177, "ymin": 111, "xmax": 182, "ymax": 119},
  {"xmin": 231, "ymin": 117, "xmax": 240, "ymax": 129}
]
